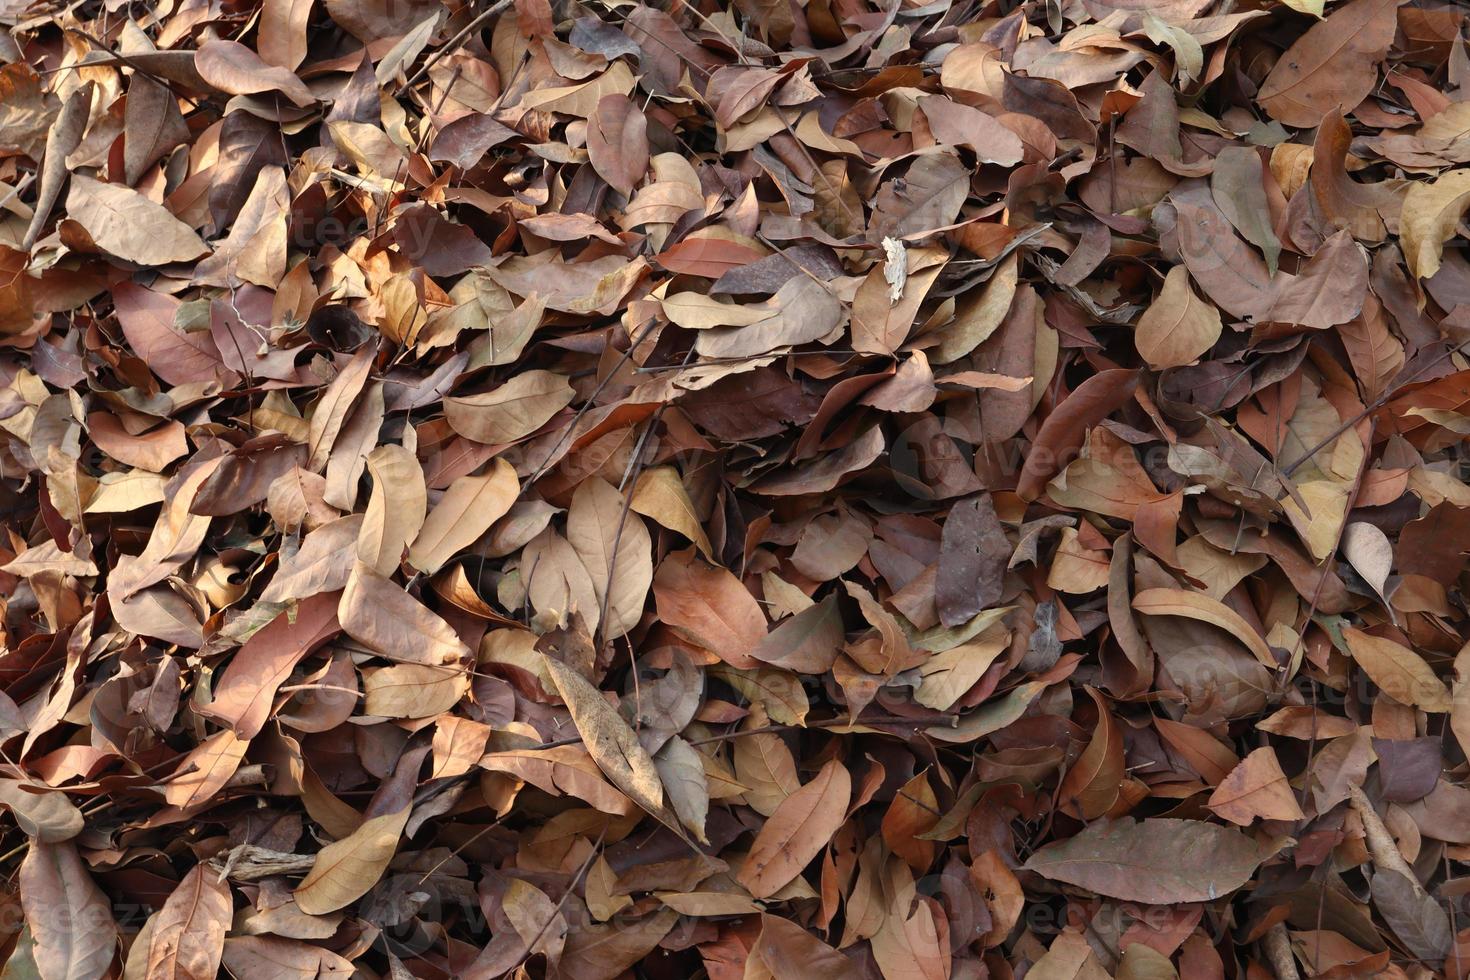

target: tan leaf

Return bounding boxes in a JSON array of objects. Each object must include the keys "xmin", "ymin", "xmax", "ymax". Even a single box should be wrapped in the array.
[
  {"xmin": 0, "ymin": 780, "xmax": 83, "ymax": 842},
  {"xmin": 259, "ymin": 514, "xmax": 363, "ymax": 603},
  {"xmin": 870, "ymin": 860, "xmax": 952, "ymax": 980},
  {"xmin": 478, "ymin": 744, "xmax": 634, "ymax": 815},
  {"xmin": 1207, "ymin": 746, "xmax": 1306, "ymax": 825},
  {"xmin": 566, "ymin": 476, "xmax": 653, "ymax": 639},
  {"xmin": 654, "ymin": 736, "xmax": 710, "ymax": 843},
  {"xmin": 194, "ymin": 39, "xmax": 316, "ymax": 106},
  {"xmin": 293, "ymin": 806, "xmax": 410, "ymax": 915},
  {"xmin": 65, "ymin": 175, "xmax": 209, "ymax": 265},
  {"xmin": 1343, "ymin": 627, "xmax": 1451, "ymax": 712},
  {"xmin": 338, "ymin": 561, "xmax": 471, "ymax": 665},
  {"xmin": 443, "ymin": 370, "xmax": 575, "ymax": 444},
  {"xmin": 736, "ymin": 758, "xmax": 851, "ymax": 898},
  {"xmin": 357, "ymin": 445, "xmax": 427, "ymax": 577},
  {"xmin": 692, "ymin": 276, "xmax": 844, "ymax": 359},
  {"xmin": 1134, "ymin": 266, "xmax": 1222, "ymax": 369},
  {"xmin": 929, "ymin": 252, "xmax": 1018, "ymax": 364},
  {"xmin": 163, "ymin": 728, "xmax": 249, "ymax": 808},
  {"xmin": 1401, "ymin": 168, "xmax": 1470, "ymax": 280},
  {"xmin": 541, "ymin": 653, "xmax": 665, "ymax": 818},
  {"xmin": 914, "ymin": 623, "xmax": 1010, "ymax": 711},
  {"xmin": 408, "ymin": 458, "xmax": 518, "ymax": 573},
  {"xmin": 258, "ymin": 0, "xmax": 313, "ymax": 69},
  {"xmin": 630, "ymin": 466, "xmax": 713, "ymax": 558},
  {"xmin": 363, "ymin": 663, "xmax": 469, "ymax": 718}
]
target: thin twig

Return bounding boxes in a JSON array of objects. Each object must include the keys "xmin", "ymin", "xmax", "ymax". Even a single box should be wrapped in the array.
[{"xmin": 399, "ymin": 0, "xmax": 515, "ymax": 94}]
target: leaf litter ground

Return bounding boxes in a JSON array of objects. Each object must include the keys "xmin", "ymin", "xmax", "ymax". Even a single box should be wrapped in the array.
[{"xmin": 2, "ymin": 0, "xmax": 1470, "ymax": 978}]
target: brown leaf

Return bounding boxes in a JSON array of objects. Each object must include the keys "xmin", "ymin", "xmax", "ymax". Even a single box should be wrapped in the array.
[
  {"xmin": 871, "ymin": 151, "xmax": 970, "ymax": 240},
  {"xmin": 1017, "ymin": 368, "xmax": 1139, "ymax": 500},
  {"xmin": 587, "ymin": 94, "xmax": 649, "ymax": 196},
  {"xmin": 139, "ymin": 864, "xmax": 232, "ymax": 980},
  {"xmin": 1132, "ymin": 587, "xmax": 1276, "ymax": 667},
  {"xmin": 20, "ymin": 841, "xmax": 118, "ymax": 980},
  {"xmin": 259, "ymin": 0, "xmax": 314, "ymax": 70},
  {"xmin": 1056, "ymin": 687, "xmax": 1125, "ymax": 820},
  {"xmin": 198, "ymin": 592, "xmax": 339, "ymax": 738},
  {"xmin": 23, "ymin": 82, "xmax": 90, "ymax": 250},
  {"xmin": 936, "ymin": 493, "xmax": 1011, "ymax": 627},
  {"xmin": 750, "ymin": 594, "xmax": 844, "ymax": 673},
  {"xmin": 65, "ymin": 176, "xmax": 209, "ymax": 265},
  {"xmin": 736, "ymin": 758, "xmax": 851, "ymax": 898},
  {"xmin": 1023, "ymin": 818, "xmax": 1271, "ymax": 904},
  {"xmin": 653, "ymin": 549, "xmax": 767, "ymax": 667},
  {"xmin": 1258, "ymin": 0, "xmax": 1405, "ymax": 128},
  {"xmin": 293, "ymin": 806, "xmax": 410, "ymax": 915}
]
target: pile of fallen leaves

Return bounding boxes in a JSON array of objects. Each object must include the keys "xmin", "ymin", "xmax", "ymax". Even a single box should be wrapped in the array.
[{"xmin": 5, "ymin": 0, "xmax": 1470, "ymax": 976}]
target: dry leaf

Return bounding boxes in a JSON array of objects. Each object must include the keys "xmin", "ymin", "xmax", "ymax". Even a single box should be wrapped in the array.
[
  {"xmin": 3, "ymin": 2, "xmax": 1464, "ymax": 971},
  {"xmin": 408, "ymin": 458, "xmax": 517, "ymax": 573},
  {"xmin": 736, "ymin": 758, "xmax": 851, "ymax": 898},
  {"xmin": 541, "ymin": 653, "xmax": 666, "ymax": 818},
  {"xmin": 20, "ymin": 841, "xmax": 118, "ymax": 980},
  {"xmin": 294, "ymin": 806, "xmax": 411, "ymax": 914},
  {"xmin": 1134, "ymin": 266, "xmax": 1222, "ymax": 369},
  {"xmin": 66, "ymin": 176, "xmax": 209, "ymax": 264},
  {"xmin": 1343, "ymin": 628, "xmax": 1451, "ymax": 712}
]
